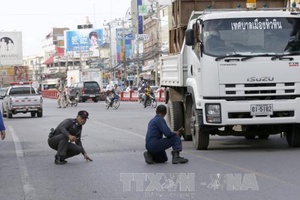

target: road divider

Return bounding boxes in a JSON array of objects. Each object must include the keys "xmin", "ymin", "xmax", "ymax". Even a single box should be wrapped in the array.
[{"xmin": 42, "ymin": 90, "xmax": 165, "ymax": 102}]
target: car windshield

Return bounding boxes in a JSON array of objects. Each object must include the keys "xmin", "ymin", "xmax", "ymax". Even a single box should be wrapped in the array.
[{"xmin": 203, "ymin": 17, "xmax": 299, "ymax": 57}]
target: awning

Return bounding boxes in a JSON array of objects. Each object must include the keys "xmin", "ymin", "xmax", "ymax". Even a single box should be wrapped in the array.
[
  {"xmin": 43, "ymin": 56, "xmax": 54, "ymax": 64},
  {"xmin": 43, "ymin": 47, "xmax": 65, "ymax": 65}
]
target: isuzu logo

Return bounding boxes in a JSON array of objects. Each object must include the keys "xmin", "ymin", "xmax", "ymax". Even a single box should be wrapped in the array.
[{"xmin": 247, "ymin": 76, "xmax": 274, "ymax": 82}]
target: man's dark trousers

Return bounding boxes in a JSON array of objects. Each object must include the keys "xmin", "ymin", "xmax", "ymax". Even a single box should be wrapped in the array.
[
  {"xmin": 48, "ymin": 134, "xmax": 82, "ymax": 159},
  {"xmin": 146, "ymin": 135, "xmax": 182, "ymax": 162}
]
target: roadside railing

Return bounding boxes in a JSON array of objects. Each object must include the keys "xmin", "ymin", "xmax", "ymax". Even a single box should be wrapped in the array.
[{"xmin": 42, "ymin": 89, "xmax": 165, "ymax": 102}]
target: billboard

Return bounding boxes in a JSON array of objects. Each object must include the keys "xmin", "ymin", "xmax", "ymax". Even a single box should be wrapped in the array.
[
  {"xmin": 64, "ymin": 29, "xmax": 103, "ymax": 58},
  {"xmin": 0, "ymin": 32, "xmax": 23, "ymax": 65},
  {"xmin": 0, "ymin": 66, "xmax": 28, "ymax": 86},
  {"xmin": 116, "ymin": 28, "xmax": 134, "ymax": 63}
]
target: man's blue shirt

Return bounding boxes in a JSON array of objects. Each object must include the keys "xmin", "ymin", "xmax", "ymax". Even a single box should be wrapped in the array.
[{"xmin": 146, "ymin": 114, "xmax": 175, "ymax": 143}]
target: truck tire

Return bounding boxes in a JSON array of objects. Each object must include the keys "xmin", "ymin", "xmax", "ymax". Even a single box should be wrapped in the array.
[
  {"xmin": 286, "ymin": 124, "xmax": 300, "ymax": 147},
  {"xmin": 93, "ymin": 98, "xmax": 98, "ymax": 103},
  {"xmin": 31, "ymin": 112, "xmax": 36, "ymax": 117},
  {"xmin": 183, "ymin": 97, "xmax": 193, "ymax": 141},
  {"xmin": 167, "ymin": 101, "xmax": 184, "ymax": 134},
  {"xmin": 37, "ymin": 109, "xmax": 43, "ymax": 118},
  {"xmin": 191, "ymin": 106, "xmax": 209, "ymax": 150},
  {"xmin": 7, "ymin": 110, "xmax": 13, "ymax": 118}
]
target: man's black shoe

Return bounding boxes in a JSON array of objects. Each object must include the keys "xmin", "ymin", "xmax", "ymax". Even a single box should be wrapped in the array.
[
  {"xmin": 143, "ymin": 151, "xmax": 155, "ymax": 164},
  {"xmin": 54, "ymin": 156, "xmax": 67, "ymax": 165}
]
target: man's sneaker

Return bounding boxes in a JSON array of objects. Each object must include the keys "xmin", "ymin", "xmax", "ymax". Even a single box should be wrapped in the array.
[{"xmin": 143, "ymin": 151, "xmax": 155, "ymax": 164}]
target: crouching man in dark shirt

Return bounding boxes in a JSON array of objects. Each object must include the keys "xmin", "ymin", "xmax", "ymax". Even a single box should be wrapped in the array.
[
  {"xmin": 48, "ymin": 110, "xmax": 93, "ymax": 164},
  {"xmin": 144, "ymin": 105, "xmax": 188, "ymax": 164}
]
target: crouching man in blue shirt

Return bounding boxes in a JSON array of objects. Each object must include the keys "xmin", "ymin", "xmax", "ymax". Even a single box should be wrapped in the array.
[{"xmin": 144, "ymin": 105, "xmax": 188, "ymax": 164}]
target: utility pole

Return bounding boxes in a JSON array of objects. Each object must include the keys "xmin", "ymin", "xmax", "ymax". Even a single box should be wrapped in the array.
[
  {"xmin": 122, "ymin": 19, "xmax": 127, "ymax": 85},
  {"xmin": 108, "ymin": 23, "xmax": 113, "ymax": 81},
  {"xmin": 155, "ymin": 0, "xmax": 160, "ymax": 86},
  {"xmin": 136, "ymin": 36, "xmax": 140, "ymax": 86}
]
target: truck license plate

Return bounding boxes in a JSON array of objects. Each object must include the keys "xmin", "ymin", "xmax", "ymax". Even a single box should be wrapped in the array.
[
  {"xmin": 90, "ymin": 95, "xmax": 95, "ymax": 97},
  {"xmin": 250, "ymin": 104, "xmax": 273, "ymax": 116}
]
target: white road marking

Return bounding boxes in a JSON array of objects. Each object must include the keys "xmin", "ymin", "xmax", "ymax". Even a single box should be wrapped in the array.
[{"xmin": 9, "ymin": 126, "xmax": 37, "ymax": 200}]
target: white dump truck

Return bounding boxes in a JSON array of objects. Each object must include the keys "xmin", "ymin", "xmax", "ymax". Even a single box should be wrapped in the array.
[{"xmin": 160, "ymin": 2, "xmax": 300, "ymax": 149}]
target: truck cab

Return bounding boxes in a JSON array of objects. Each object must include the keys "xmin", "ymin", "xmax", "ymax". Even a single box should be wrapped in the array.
[{"xmin": 161, "ymin": 8, "xmax": 300, "ymax": 149}]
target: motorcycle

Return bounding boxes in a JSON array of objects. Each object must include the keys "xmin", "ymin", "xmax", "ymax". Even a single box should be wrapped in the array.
[
  {"xmin": 67, "ymin": 96, "xmax": 78, "ymax": 107},
  {"xmin": 105, "ymin": 93, "xmax": 120, "ymax": 109},
  {"xmin": 143, "ymin": 93, "xmax": 157, "ymax": 108},
  {"xmin": 138, "ymin": 91, "xmax": 145, "ymax": 103}
]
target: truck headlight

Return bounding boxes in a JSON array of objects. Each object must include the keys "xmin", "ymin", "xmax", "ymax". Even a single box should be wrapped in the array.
[{"xmin": 205, "ymin": 104, "xmax": 221, "ymax": 123}]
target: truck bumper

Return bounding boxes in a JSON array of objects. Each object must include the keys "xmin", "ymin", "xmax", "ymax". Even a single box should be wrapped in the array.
[{"xmin": 200, "ymin": 98, "xmax": 300, "ymax": 125}]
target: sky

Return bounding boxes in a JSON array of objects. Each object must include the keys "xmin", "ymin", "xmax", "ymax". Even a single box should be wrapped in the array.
[{"xmin": 0, "ymin": 0, "xmax": 132, "ymax": 56}]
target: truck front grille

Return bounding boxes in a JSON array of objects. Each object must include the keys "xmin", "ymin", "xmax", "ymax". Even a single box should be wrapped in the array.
[{"xmin": 223, "ymin": 82, "xmax": 297, "ymax": 100}]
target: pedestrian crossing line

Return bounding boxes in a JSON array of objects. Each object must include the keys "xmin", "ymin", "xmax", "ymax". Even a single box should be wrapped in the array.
[
  {"xmin": 9, "ymin": 125, "xmax": 37, "ymax": 200},
  {"xmin": 92, "ymin": 120, "xmax": 145, "ymax": 139}
]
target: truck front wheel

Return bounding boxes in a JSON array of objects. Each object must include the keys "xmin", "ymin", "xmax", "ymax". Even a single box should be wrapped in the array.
[
  {"xmin": 167, "ymin": 101, "xmax": 184, "ymax": 134},
  {"xmin": 191, "ymin": 107, "xmax": 209, "ymax": 150},
  {"xmin": 286, "ymin": 124, "xmax": 300, "ymax": 147}
]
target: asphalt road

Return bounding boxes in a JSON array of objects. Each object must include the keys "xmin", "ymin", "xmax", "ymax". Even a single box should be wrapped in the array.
[{"xmin": 1, "ymin": 98, "xmax": 300, "ymax": 200}]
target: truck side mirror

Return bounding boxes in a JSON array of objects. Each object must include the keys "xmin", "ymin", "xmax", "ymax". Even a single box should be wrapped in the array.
[{"xmin": 185, "ymin": 29, "xmax": 194, "ymax": 46}]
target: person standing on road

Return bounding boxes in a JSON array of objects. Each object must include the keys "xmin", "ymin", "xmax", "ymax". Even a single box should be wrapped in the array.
[
  {"xmin": 0, "ymin": 111, "xmax": 6, "ymax": 140},
  {"xmin": 144, "ymin": 105, "xmax": 188, "ymax": 164},
  {"xmin": 56, "ymin": 85, "xmax": 65, "ymax": 108},
  {"xmin": 48, "ymin": 110, "xmax": 93, "ymax": 164}
]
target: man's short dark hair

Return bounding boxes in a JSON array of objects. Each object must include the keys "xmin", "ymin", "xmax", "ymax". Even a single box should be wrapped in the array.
[{"xmin": 156, "ymin": 105, "xmax": 167, "ymax": 115}]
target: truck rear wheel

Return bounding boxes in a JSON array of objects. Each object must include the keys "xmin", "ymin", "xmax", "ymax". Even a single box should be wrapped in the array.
[
  {"xmin": 286, "ymin": 124, "xmax": 300, "ymax": 147},
  {"xmin": 31, "ymin": 112, "xmax": 36, "ymax": 117},
  {"xmin": 167, "ymin": 101, "xmax": 184, "ymax": 134},
  {"xmin": 191, "ymin": 106, "xmax": 209, "ymax": 150},
  {"xmin": 37, "ymin": 109, "xmax": 43, "ymax": 118}
]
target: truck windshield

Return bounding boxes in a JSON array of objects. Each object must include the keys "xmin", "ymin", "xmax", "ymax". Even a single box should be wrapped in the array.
[{"xmin": 203, "ymin": 17, "xmax": 300, "ymax": 56}]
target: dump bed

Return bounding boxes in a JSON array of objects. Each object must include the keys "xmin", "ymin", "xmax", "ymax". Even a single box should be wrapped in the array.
[{"xmin": 160, "ymin": 54, "xmax": 185, "ymax": 87}]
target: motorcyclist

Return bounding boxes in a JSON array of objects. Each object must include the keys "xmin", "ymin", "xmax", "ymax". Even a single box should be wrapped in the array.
[
  {"xmin": 144, "ymin": 84, "xmax": 151, "ymax": 108},
  {"xmin": 109, "ymin": 84, "xmax": 120, "ymax": 107}
]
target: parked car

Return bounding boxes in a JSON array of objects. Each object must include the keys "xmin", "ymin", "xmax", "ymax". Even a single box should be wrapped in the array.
[{"xmin": 69, "ymin": 81, "xmax": 101, "ymax": 102}]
